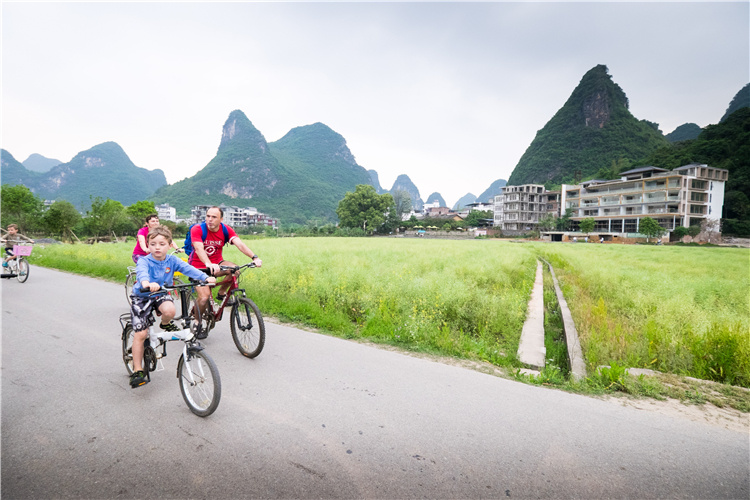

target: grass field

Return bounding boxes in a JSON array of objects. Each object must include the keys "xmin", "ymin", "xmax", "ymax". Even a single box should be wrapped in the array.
[
  {"xmin": 535, "ymin": 243, "xmax": 750, "ymax": 387},
  {"xmin": 27, "ymin": 237, "xmax": 750, "ymax": 389}
]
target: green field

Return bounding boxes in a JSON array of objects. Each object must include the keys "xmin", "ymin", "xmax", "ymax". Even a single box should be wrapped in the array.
[{"xmin": 27, "ymin": 238, "xmax": 750, "ymax": 387}]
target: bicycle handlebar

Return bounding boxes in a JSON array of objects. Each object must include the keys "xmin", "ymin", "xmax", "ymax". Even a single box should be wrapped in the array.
[
  {"xmin": 145, "ymin": 281, "xmax": 209, "ymax": 297},
  {"xmin": 218, "ymin": 262, "xmax": 258, "ymax": 272}
]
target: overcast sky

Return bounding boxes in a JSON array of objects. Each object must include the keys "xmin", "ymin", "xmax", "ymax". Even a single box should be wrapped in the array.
[{"xmin": 2, "ymin": 1, "xmax": 748, "ymax": 208}]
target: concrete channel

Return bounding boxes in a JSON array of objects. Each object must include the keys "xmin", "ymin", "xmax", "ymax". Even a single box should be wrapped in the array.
[{"xmin": 517, "ymin": 259, "xmax": 587, "ymax": 381}]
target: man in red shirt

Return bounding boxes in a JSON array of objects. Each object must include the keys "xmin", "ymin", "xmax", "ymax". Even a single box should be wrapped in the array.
[{"xmin": 190, "ymin": 206, "xmax": 262, "ymax": 314}]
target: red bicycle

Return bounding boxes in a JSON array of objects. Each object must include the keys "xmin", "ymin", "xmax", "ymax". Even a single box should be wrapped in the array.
[{"xmin": 194, "ymin": 263, "xmax": 265, "ymax": 358}]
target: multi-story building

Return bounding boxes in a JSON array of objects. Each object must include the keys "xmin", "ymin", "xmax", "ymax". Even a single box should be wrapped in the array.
[
  {"xmin": 191, "ymin": 204, "xmax": 278, "ymax": 229},
  {"xmin": 561, "ymin": 164, "xmax": 728, "ymax": 233},
  {"xmin": 494, "ymin": 184, "xmax": 547, "ymax": 231},
  {"xmin": 543, "ymin": 191, "xmax": 560, "ymax": 216},
  {"xmin": 493, "ymin": 193, "xmax": 504, "ymax": 227},
  {"xmin": 492, "ymin": 163, "xmax": 728, "ymax": 236},
  {"xmin": 156, "ymin": 203, "xmax": 177, "ymax": 222}
]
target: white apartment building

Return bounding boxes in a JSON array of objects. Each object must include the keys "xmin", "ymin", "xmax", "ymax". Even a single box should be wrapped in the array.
[
  {"xmin": 156, "ymin": 203, "xmax": 177, "ymax": 222},
  {"xmin": 191, "ymin": 204, "xmax": 277, "ymax": 229},
  {"xmin": 560, "ymin": 164, "xmax": 728, "ymax": 233}
]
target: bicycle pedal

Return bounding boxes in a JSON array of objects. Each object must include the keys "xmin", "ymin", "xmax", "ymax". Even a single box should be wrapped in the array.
[{"xmin": 155, "ymin": 358, "xmax": 166, "ymax": 372}]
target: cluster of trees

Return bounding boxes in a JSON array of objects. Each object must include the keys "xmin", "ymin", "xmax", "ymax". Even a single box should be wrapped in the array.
[
  {"xmin": 0, "ymin": 185, "xmax": 188, "ymax": 242},
  {"xmin": 335, "ymin": 184, "xmax": 496, "ymax": 234}
]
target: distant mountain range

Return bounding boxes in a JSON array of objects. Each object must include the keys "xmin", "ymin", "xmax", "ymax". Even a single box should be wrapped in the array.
[
  {"xmin": 426, "ymin": 192, "xmax": 446, "ymax": 207},
  {"xmin": 22, "ymin": 153, "xmax": 61, "ymax": 172},
  {"xmin": 1, "ymin": 142, "xmax": 166, "ymax": 209},
  {"xmin": 2, "ymin": 68, "xmax": 747, "ymax": 225}
]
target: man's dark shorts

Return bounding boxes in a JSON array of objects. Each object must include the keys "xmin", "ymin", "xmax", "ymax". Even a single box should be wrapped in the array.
[{"xmin": 130, "ymin": 294, "xmax": 173, "ymax": 332}]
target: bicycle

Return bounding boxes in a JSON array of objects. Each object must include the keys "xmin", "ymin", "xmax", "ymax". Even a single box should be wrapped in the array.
[
  {"xmin": 1, "ymin": 245, "xmax": 32, "ymax": 283},
  {"xmin": 120, "ymin": 280, "xmax": 221, "ymax": 417},
  {"xmin": 125, "ymin": 249, "xmax": 186, "ymax": 305},
  {"xmin": 195, "ymin": 263, "xmax": 265, "ymax": 359}
]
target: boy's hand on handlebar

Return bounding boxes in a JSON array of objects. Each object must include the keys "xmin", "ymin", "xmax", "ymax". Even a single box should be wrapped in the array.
[
  {"xmin": 206, "ymin": 276, "xmax": 217, "ymax": 284},
  {"xmin": 142, "ymin": 281, "xmax": 161, "ymax": 292}
]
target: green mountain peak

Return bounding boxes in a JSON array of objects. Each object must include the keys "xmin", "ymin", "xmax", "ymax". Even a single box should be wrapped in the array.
[{"xmin": 508, "ymin": 64, "xmax": 667, "ymax": 186}]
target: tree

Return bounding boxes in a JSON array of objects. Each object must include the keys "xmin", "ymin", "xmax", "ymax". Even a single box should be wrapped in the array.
[
  {"xmin": 85, "ymin": 197, "xmax": 131, "ymax": 239},
  {"xmin": 336, "ymin": 185, "xmax": 392, "ymax": 233},
  {"xmin": 673, "ymin": 226, "xmax": 689, "ymax": 239},
  {"xmin": 579, "ymin": 217, "xmax": 595, "ymax": 236},
  {"xmin": 700, "ymin": 218, "xmax": 721, "ymax": 243},
  {"xmin": 381, "ymin": 195, "xmax": 402, "ymax": 234},
  {"xmin": 464, "ymin": 209, "xmax": 493, "ymax": 227},
  {"xmin": 392, "ymin": 190, "xmax": 412, "ymax": 219},
  {"xmin": 43, "ymin": 201, "xmax": 81, "ymax": 241},
  {"xmin": 1, "ymin": 184, "xmax": 43, "ymax": 232},
  {"xmin": 538, "ymin": 213, "xmax": 557, "ymax": 232},
  {"xmin": 126, "ymin": 200, "xmax": 157, "ymax": 228},
  {"xmin": 639, "ymin": 217, "xmax": 664, "ymax": 243},
  {"xmin": 556, "ymin": 208, "xmax": 574, "ymax": 231}
]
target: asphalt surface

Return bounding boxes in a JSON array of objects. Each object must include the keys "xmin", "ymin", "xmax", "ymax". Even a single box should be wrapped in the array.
[{"xmin": 2, "ymin": 266, "xmax": 748, "ymax": 499}]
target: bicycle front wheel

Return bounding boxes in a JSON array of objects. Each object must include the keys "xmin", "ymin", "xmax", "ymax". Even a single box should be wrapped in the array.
[
  {"xmin": 230, "ymin": 297, "xmax": 265, "ymax": 358},
  {"xmin": 178, "ymin": 348, "xmax": 221, "ymax": 417},
  {"xmin": 16, "ymin": 258, "xmax": 29, "ymax": 283},
  {"xmin": 125, "ymin": 272, "xmax": 136, "ymax": 305}
]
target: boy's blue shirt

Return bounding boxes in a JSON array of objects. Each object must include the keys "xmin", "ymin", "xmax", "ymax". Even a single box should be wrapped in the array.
[{"xmin": 133, "ymin": 254, "xmax": 209, "ymax": 297}]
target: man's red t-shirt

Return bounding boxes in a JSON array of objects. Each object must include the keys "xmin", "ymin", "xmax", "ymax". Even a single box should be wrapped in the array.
[{"xmin": 188, "ymin": 224, "xmax": 237, "ymax": 267}]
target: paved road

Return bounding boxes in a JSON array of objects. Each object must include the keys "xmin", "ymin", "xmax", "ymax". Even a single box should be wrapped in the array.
[{"xmin": 2, "ymin": 267, "xmax": 748, "ymax": 499}]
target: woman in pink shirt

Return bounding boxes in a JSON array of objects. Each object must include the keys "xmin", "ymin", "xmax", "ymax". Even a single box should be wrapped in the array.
[{"xmin": 132, "ymin": 214, "xmax": 181, "ymax": 263}]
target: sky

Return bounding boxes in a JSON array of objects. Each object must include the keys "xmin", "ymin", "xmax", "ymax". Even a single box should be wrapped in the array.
[{"xmin": 2, "ymin": 1, "xmax": 748, "ymax": 208}]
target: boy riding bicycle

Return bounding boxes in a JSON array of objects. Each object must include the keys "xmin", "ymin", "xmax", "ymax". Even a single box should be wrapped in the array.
[
  {"xmin": 129, "ymin": 225, "xmax": 216, "ymax": 388},
  {"xmin": 2, "ymin": 224, "xmax": 34, "ymax": 268}
]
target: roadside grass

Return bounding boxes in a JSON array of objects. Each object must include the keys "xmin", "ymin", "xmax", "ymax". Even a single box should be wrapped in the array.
[
  {"xmin": 27, "ymin": 238, "xmax": 750, "ymax": 410},
  {"xmin": 534, "ymin": 243, "xmax": 750, "ymax": 388},
  {"xmin": 29, "ymin": 238, "xmax": 536, "ymax": 369},
  {"xmin": 244, "ymin": 237, "xmax": 535, "ymax": 367}
]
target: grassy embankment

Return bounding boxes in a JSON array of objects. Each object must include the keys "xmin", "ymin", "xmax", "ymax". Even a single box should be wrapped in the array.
[{"xmin": 28, "ymin": 238, "xmax": 750, "ymax": 407}]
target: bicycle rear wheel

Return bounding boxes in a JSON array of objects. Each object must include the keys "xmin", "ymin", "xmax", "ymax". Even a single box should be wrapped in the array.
[
  {"xmin": 230, "ymin": 297, "xmax": 265, "ymax": 358},
  {"xmin": 16, "ymin": 258, "xmax": 29, "ymax": 283},
  {"xmin": 125, "ymin": 272, "xmax": 136, "ymax": 305},
  {"xmin": 122, "ymin": 324, "xmax": 140, "ymax": 376},
  {"xmin": 177, "ymin": 348, "xmax": 221, "ymax": 417}
]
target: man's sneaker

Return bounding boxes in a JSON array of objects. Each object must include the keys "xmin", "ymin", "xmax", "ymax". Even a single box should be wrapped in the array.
[
  {"xmin": 1, "ymin": 262, "xmax": 7, "ymax": 268},
  {"xmin": 160, "ymin": 321, "xmax": 180, "ymax": 333},
  {"xmin": 130, "ymin": 370, "xmax": 148, "ymax": 388}
]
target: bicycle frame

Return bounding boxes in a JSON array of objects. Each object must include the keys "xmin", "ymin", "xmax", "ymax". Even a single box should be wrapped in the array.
[
  {"xmin": 120, "ymin": 282, "xmax": 209, "ymax": 373},
  {"xmin": 205, "ymin": 263, "xmax": 256, "ymax": 321}
]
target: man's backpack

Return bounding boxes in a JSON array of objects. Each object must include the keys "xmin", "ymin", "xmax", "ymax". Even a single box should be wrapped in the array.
[{"xmin": 183, "ymin": 221, "xmax": 230, "ymax": 258}]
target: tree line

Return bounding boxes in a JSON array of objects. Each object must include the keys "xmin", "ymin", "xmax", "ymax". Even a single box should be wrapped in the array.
[{"xmin": 0, "ymin": 184, "xmax": 188, "ymax": 242}]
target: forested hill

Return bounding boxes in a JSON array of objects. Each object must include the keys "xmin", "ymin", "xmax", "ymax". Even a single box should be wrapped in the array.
[
  {"xmin": 1, "ymin": 142, "xmax": 166, "ymax": 209},
  {"xmin": 476, "ymin": 179, "xmax": 507, "ymax": 203},
  {"xmin": 640, "ymin": 107, "xmax": 750, "ymax": 235},
  {"xmin": 151, "ymin": 110, "xmax": 372, "ymax": 224},
  {"xmin": 720, "ymin": 83, "xmax": 749, "ymax": 123},
  {"xmin": 507, "ymin": 65, "xmax": 668, "ymax": 186},
  {"xmin": 269, "ymin": 123, "xmax": 373, "ymax": 223}
]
